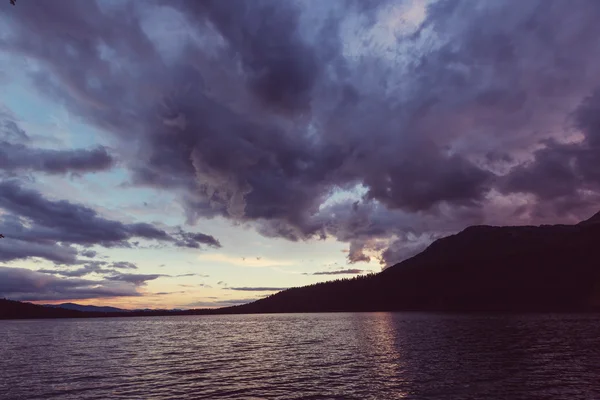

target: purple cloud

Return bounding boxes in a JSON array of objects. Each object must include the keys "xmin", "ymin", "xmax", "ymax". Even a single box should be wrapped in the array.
[
  {"xmin": 0, "ymin": 180, "xmax": 221, "ymax": 263},
  {"xmin": 3, "ymin": 0, "xmax": 600, "ymax": 266},
  {"xmin": 227, "ymin": 287, "xmax": 288, "ymax": 292},
  {"xmin": 109, "ymin": 261, "xmax": 138, "ymax": 270},
  {"xmin": 0, "ymin": 142, "xmax": 114, "ymax": 175},
  {"xmin": 185, "ymin": 298, "xmax": 256, "ymax": 308},
  {"xmin": 37, "ymin": 264, "xmax": 117, "ymax": 277},
  {"xmin": 173, "ymin": 229, "xmax": 222, "ymax": 249},
  {"xmin": 0, "ymin": 266, "xmax": 142, "ymax": 301},
  {"xmin": 308, "ymin": 269, "xmax": 364, "ymax": 276},
  {"xmin": 105, "ymin": 273, "xmax": 167, "ymax": 285}
]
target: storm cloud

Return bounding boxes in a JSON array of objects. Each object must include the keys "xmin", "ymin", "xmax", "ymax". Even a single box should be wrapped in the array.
[{"xmin": 3, "ymin": 0, "xmax": 600, "ymax": 266}]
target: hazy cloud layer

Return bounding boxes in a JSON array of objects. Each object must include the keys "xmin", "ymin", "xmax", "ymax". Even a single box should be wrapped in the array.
[{"xmin": 3, "ymin": 0, "xmax": 600, "ymax": 266}]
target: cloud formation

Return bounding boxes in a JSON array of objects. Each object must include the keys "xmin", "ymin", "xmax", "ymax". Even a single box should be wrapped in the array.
[
  {"xmin": 36, "ymin": 260, "xmax": 139, "ymax": 278},
  {"xmin": 105, "ymin": 273, "xmax": 167, "ymax": 285},
  {"xmin": 0, "ymin": 109, "xmax": 115, "ymax": 175},
  {"xmin": 185, "ymin": 298, "xmax": 256, "ymax": 308},
  {"xmin": 0, "ymin": 266, "xmax": 144, "ymax": 301},
  {"xmin": 37, "ymin": 264, "xmax": 117, "ymax": 277},
  {"xmin": 3, "ymin": 0, "xmax": 600, "ymax": 266},
  {"xmin": 174, "ymin": 229, "xmax": 222, "ymax": 248},
  {"xmin": 0, "ymin": 180, "xmax": 220, "ymax": 264},
  {"xmin": 0, "ymin": 142, "xmax": 114, "ymax": 175},
  {"xmin": 227, "ymin": 287, "xmax": 289, "ymax": 292},
  {"xmin": 307, "ymin": 269, "xmax": 365, "ymax": 276}
]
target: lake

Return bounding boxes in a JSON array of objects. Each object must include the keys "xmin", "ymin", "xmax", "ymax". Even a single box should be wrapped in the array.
[{"xmin": 1, "ymin": 313, "xmax": 599, "ymax": 399}]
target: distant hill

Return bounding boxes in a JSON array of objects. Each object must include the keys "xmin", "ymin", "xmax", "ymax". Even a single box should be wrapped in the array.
[
  {"xmin": 229, "ymin": 212, "xmax": 600, "ymax": 313},
  {"xmin": 0, "ymin": 299, "xmax": 219, "ymax": 320},
  {"xmin": 43, "ymin": 303, "xmax": 128, "ymax": 313},
  {"xmin": 0, "ymin": 299, "xmax": 87, "ymax": 319}
]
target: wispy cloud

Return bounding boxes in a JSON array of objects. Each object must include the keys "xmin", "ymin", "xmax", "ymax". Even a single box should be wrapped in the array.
[
  {"xmin": 197, "ymin": 253, "xmax": 293, "ymax": 268},
  {"xmin": 184, "ymin": 298, "xmax": 256, "ymax": 308},
  {"xmin": 226, "ymin": 287, "xmax": 288, "ymax": 292},
  {"xmin": 305, "ymin": 269, "xmax": 365, "ymax": 276}
]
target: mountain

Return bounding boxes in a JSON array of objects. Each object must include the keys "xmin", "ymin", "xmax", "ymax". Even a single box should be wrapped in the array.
[
  {"xmin": 43, "ymin": 303, "xmax": 128, "ymax": 313},
  {"xmin": 229, "ymin": 212, "xmax": 600, "ymax": 313},
  {"xmin": 578, "ymin": 210, "xmax": 600, "ymax": 226}
]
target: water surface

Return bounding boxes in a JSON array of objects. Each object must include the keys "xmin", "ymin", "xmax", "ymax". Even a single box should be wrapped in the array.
[{"xmin": 1, "ymin": 313, "xmax": 599, "ymax": 399}]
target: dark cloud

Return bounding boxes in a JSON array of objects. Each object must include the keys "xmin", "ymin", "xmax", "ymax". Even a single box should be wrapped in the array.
[
  {"xmin": 166, "ymin": 0, "xmax": 327, "ymax": 115},
  {"xmin": 227, "ymin": 287, "xmax": 288, "ymax": 292},
  {"xmin": 347, "ymin": 241, "xmax": 371, "ymax": 264},
  {"xmin": 32, "ymin": 265, "xmax": 205, "ymax": 284},
  {"xmin": 0, "ymin": 142, "xmax": 114, "ymax": 174},
  {"xmin": 501, "ymin": 89, "xmax": 600, "ymax": 220},
  {"xmin": 174, "ymin": 229, "xmax": 221, "ymax": 249},
  {"xmin": 0, "ymin": 235, "xmax": 79, "ymax": 264},
  {"xmin": 0, "ymin": 180, "xmax": 221, "ymax": 264},
  {"xmin": 0, "ymin": 111, "xmax": 114, "ymax": 175},
  {"xmin": 185, "ymin": 298, "xmax": 256, "ymax": 308},
  {"xmin": 37, "ymin": 264, "xmax": 117, "ymax": 277},
  {"xmin": 0, "ymin": 179, "xmax": 165, "ymax": 246},
  {"xmin": 4, "ymin": 0, "xmax": 600, "ymax": 266},
  {"xmin": 105, "ymin": 273, "xmax": 166, "ymax": 285},
  {"xmin": 0, "ymin": 266, "xmax": 141, "ymax": 301},
  {"xmin": 153, "ymin": 291, "xmax": 185, "ymax": 296},
  {"xmin": 35, "ymin": 259, "xmax": 144, "ymax": 278},
  {"xmin": 80, "ymin": 250, "xmax": 97, "ymax": 258},
  {"xmin": 503, "ymin": 141, "xmax": 581, "ymax": 199},
  {"xmin": 109, "ymin": 261, "xmax": 138, "ymax": 270},
  {"xmin": 36, "ymin": 260, "xmax": 144, "ymax": 278},
  {"xmin": 307, "ymin": 269, "xmax": 364, "ymax": 276}
]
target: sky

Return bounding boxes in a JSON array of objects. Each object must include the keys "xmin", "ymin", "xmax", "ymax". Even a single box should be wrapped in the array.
[{"xmin": 1, "ymin": 0, "xmax": 600, "ymax": 309}]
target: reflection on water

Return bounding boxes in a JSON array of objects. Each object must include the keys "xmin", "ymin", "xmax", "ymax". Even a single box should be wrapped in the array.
[{"xmin": 1, "ymin": 313, "xmax": 600, "ymax": 399}]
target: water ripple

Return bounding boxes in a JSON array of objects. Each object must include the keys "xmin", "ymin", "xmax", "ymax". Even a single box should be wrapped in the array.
[{"xmin": 1, "ymin": 313, "xmax": 600, "ymax": 399}]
